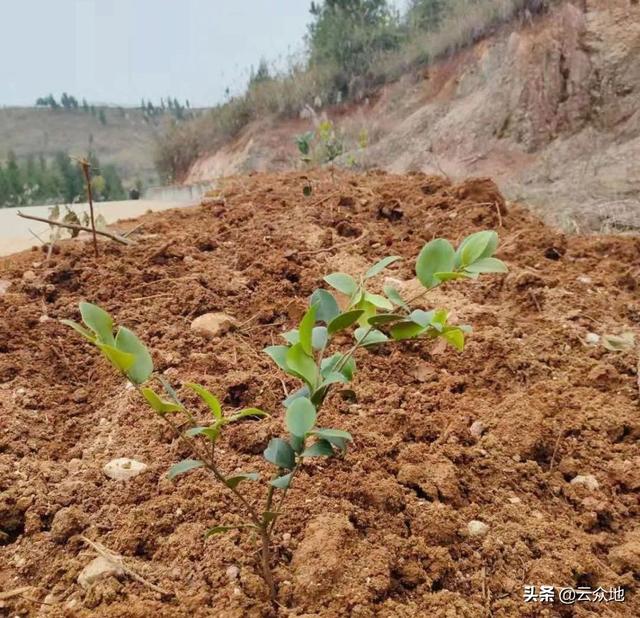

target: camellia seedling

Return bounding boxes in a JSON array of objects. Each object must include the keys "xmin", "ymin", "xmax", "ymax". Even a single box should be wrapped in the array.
[{"xmin": 62, "ymin": 229, "xmax": 506, "ymax": 602}]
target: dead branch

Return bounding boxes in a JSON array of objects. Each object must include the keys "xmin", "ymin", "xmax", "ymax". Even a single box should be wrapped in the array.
[
  {"xmin": 80, "ymin": 536, "xmax": 174, "ymax": 598},
  {"xmin": 16, "ymin": 212, "xmax": 133, "ymax": 245}
]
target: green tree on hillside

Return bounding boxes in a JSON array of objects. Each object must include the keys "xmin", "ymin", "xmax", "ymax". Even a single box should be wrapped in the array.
[
  {"xmin": 307, "ymin": 0, "xmax": 401, "ymax": 96},
  {"xmin": 406, "ymin": 0, "xmax": 448, "ymax": 32}
]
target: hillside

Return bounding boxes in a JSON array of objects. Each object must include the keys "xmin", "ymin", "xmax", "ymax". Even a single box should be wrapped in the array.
[
  {"xmin": 0, "ymin": 106, "xmax": 165, "ymax": 188},
  {"xmin": 184, "ymin": 0, "xmax": 640, "ymax": 232}
]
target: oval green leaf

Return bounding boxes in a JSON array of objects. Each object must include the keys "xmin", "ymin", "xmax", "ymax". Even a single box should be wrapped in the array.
[
  {"xmin": 323, "ymin": 272, "xmax": 358, "ymax": 296},
  {"xmin": 167, "ymin": 459, "xmax": 204, "ymax": 480},
  {"xmin": 263, "ymin": 438, "xmax": 296, "ymax": 469},
  {"xmin": 185, "ymin": 382, "xmax": 222, "ymax": 418},
  {"xmin": 286, "ymin": 397, "xmax": 317, "ymax": 437},
  {"xmin": 115, "ymin": 326, "xmax": 153, "ymax": 385},
  {"xmin": 80, "ymin": 301, "xmax": 114, "ymax": 345},
  {"xmin": 416, "ymin": 239, "xmax": 455, "ymax": 289},
  {"xmin": 328, "ymin": 310, "xmax": 364, "ymax": 335},
  {"xmin": 364, "ymin": 256, "xmax": 401, "ymax": 279}
]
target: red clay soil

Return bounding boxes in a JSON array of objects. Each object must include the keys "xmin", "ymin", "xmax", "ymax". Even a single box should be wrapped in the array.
[{"xmin": 0, "ymin": 170, "xmax": 639, "ymax": 617}]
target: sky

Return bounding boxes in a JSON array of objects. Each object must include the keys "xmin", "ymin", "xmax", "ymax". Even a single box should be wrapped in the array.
[{"xmin": 0, "ymin": 0, "xmax": 316, "ymax": 107}]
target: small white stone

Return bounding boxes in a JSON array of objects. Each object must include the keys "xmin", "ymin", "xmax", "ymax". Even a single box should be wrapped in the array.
[
  {"xmin": 508, "ymin": 496, "xmax": 521, "ymax": 504},
  {"xmin": 39, "ymin": 314, "xmax": 50, "ymax": 323},
  {"xmin": 102, "ymin": 458, "xmax": 148, "ymax": 481},
  {"xmin": 585, "ymin": 332, "xmax": 600, "ymax": 345},
  {"xmin": 226, "ymin": 565, "xmax": 240, "ymax": 580},
  {"xmin": 0, "ymin": 279, "xmax": 11, "ymax": 295},
  {"xmin": 190, "ymin": 312, "xmax": 235, "ymax": 338},
  {"xmin": 282, "ymin": 533, "xmax": 292, "ymax": 546},
  {"xmin": 467, "ymin": 520, "xmax": 489, "ymax": 537},
  {"xmin": 469, "ymin": 420, "xmax": 486, "ymax": 438},
  {"xmin": 577, "ymin": 276, "xmax": 592, "ymax": 284},
  {"xmin": 77, "ymin": 556, "xmax": 124, "ymax": 589},
  {"xmin": 570, "ymin": 474, "xmax": 599, "ymax": 491},
  {"xmin": 22, "ymin": 270, "xmax": 36, "ymax": 282}
]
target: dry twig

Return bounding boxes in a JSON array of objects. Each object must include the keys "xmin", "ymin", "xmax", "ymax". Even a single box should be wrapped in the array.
[
  {"xmin": 16, "ymin": 212, "xmax": 132, "ymax": 245},
  {"xmin": 80, "ymin": 536, "xmax": 174, "ymax": 598}
]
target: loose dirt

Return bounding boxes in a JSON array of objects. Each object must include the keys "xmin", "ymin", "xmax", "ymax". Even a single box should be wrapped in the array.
[{"xmin": 1, "ymin": 169, "xmax": 638, "ymax": 617}]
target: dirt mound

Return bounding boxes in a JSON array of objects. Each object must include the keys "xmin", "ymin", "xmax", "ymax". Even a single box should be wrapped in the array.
[{"xmin": 1, "ymin": 169, "xmax": 639, "ymax": 616}]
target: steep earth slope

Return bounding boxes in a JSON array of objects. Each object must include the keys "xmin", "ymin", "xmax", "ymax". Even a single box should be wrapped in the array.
[
  {"xmin": 1, "ymin": 170, "xmax": 639, "ymax": 616},
  {"xmin": 186, "ymin": 0, "xmax": 640, "ymax": 232}
]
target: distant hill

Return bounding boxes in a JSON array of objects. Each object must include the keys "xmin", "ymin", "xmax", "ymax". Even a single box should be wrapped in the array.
[{"xmin": 0, "ymin": 106, "xmax": 167, "ymax": 188}]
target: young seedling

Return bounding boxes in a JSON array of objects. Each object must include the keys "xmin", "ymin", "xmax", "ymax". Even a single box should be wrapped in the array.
[
  {"xmin": 265, "ymin": 230, "xmax": 507, "ymax": 410},
  {"xmin": 62, "ymin": 229, "xmax": 506, "ymax": 602},
  {"xmin": 61, "ymin": 302, "xmax": 351, "ymax": 601}
]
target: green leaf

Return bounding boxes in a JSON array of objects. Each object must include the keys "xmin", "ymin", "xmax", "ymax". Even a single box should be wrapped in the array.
[
  {"xmin": 302, "ymin": 440, "xmax": 334, "ymax": 457},
  {"xmin": 229, "ymin": 408, "xmax": 268, "ymax": 422},
  {"xmin": 270, "ymin": 472, "xmax": 293, "ymax": 489},
  {"xmin": 312, "ymin": 326, "xmax": 328, "ymax": 351},
  {"xmin": 318, "ymin": 371, "xmax": 349, "ymax": 387},
  {"xmin": 225, "ymin": 472, "xmax": 260, "ymax": 489},
  {"xmin": 383, "ymin": 284, "xmax": 409, "ymax": 310},
  {"xmin": 441, "ymin": 328, "xmax": 465, "ymax": 351},
  {"xmin": 313, "ymin": 428, "xmax": 353, "ymax": 452},
  {"xmin": 263, "ymin": 438, "xmax": 295, "ymax": 469},
  {"xmin": 141, "ymin": 387, "xmax": 183, "ymax": 414},
  {"xmin": 309, "ymin": 289, "xmax": 340, "ymax": 323},
  {"xmin": 328, "ymin": 310, "xmax": 364, "ymax": 335},
  {"xmin": 96, "ymin": 342, "xmax": 135, "ymax": 372},
  {"xmin": 167, "ymin": 459, "xmax": 204, "ymax": 480},
  {"xmin": 456, "ymin": 230, "xmax": 498, "ymax": 267},
  {"xmin": 409, "ymin": 309, "xmax": 435, "ymax": 327},
  {"xmin": 364, "ymin": 292, "xmax": 393, "ymax": 311},
  {"xmin": 184, "ymin": 426, "xmax": 208, "ymax": 437},
  {"xmin": 321, "ymin": 353, "xmax": 356, "ymax": 381},
  {"xmin": 354, "ymin": 300, "xmax": 377, "ymax": 327},
  {"xmin": 298, "ymin": 305, "xmax": 317, "ymax": 356},
  {"xmin": 434, "ymin": 271, "xmax": 467, "ymax": 283},
  {"xmin": 368, "ymin": 313, "xmax": 405, "ymax": 326},
  {"xmin": 115, "ymin": 327, "xmax": 153, "ymax": 385},
  {"xmin": 205, "ymin": 525, "xmax": 254, "ymax": 536},
  {"xmin": 80, "ymin": 302, "xmax": 114, "ymax": 345},
  {"xmin": 290, "ymin": 434, "xmax": 305, "ymax": 453},
  {"xmin": 282, "ymin": 329, "xmax": 300, "ymax": 344},
  {"xmin": 416, "ymin": 239, "xmax": 455, "ymax": 289},
  {"xmin": 185, "ymin": 383, "xmax": 222, "ymax": 419},
  {"xmin": 264, "ymin": 345, "xmax": 290, "ymax": 372},
  {"xmin": 286, "ymin": 343, "xmax": 318, "ymax": 388},
  {"xmin": 286, "ymin": 397, "xmax": 317, "ymax": 437},
  {"xmin": 430, "ymin": 309, "xmax": 449, "ymax": 332},
  {"xmin": 324, "ymin": 272, "xmax": 358, "ymax": 296},
  {"xmin": 464, "ymin": 257, "xmax": 508, "ymax": 274},
  {"xmin": 390, "ymin": 321, "xmax": 426, "ymax": 341},
  {"xmin": 354, "ymin": 327, "xmax": 389, "ymax": 346},
  {"xmin": 283, "ymin": 385, "xmax": 309, "ymax": 407},
  {"xmin": 60, "ymin": 319, "xmax": 96, "ymax": 342},
  {"xmin": 364, "ymin": 256, "xmax": 401, "ymax": 279}
]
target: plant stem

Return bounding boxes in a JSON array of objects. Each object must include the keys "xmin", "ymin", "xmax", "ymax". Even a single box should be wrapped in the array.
[
  {"xmin": 156, "ymin": 401, "xmax": 277, "ymax": 600},
  {"xmin": 78, "ymin": 159, "xmax": 98, "ymax": 257}
]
